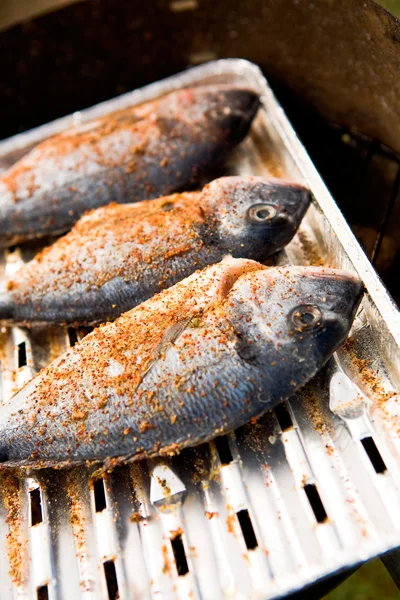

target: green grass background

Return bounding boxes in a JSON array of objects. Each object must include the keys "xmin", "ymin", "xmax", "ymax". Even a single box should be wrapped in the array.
[
  {"xmin": 377, "ymin": 0, "xmax": 400, "ymax": 16},
  {"xmin": 324, "ymin": 559, "xmax": 400, "ymax": 599}
]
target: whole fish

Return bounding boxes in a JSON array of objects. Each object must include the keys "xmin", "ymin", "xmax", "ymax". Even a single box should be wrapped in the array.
[
  {"xmin": 0, "ymin": 176, "xmax": 310, "ymax": 326},
  {"xmin": 0, "ymin": 86, "xmax": 259, "ymax": 247},
  {"xmin": 0, "ymin": 257, "xmax": 362, "ymax": 468}
]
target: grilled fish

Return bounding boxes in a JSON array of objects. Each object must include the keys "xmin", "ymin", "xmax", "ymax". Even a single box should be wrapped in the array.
[
  {"xmin": 0, "ymin": 86, "xmax": 259, "ymax": 247},
  {"xmin": 0, "ymin": 176, "xmax": 310, "ymax": 326},
  {"xmin": 0, "ymin": 257, "xmax": 362, "ymax": 468}
]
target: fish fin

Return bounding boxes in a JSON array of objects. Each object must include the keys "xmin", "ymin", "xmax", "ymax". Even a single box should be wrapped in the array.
[
  {"xmin": 137, "ymin": 316, "xmax": 193, "ymax": 387},
  {"xmin": 235, "ymin": 335, "xmax": 262, "ymax": 362}
]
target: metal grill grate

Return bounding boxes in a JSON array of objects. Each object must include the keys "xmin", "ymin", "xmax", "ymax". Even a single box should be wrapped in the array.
[{"xmin": 0, "ymin": 60, "xmax": 399, "ymax": 600}]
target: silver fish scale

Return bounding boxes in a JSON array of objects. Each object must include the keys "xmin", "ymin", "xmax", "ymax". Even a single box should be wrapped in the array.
[{"xmin": 0, "ymin": 59, "xmax": 399, "ymax": 600}]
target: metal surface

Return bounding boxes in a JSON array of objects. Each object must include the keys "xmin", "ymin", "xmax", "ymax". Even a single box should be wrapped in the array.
[{"xmin": 0, "ymin": 59, "xmax": 399, "ymax": 599}]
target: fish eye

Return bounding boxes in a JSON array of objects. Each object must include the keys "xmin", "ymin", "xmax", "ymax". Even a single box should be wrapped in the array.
[
  {"xmin": 290, "ymin": 305, "xmax": 322, "ymax": 329},
  {"xmin": 247, "ymin": 203, "xmax": 277, "ymax": 223}
]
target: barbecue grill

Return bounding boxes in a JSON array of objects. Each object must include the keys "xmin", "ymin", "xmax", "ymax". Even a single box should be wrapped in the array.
[{"xmin": 0, "ymin": 58, "xmax": 399, "ymax": 599}]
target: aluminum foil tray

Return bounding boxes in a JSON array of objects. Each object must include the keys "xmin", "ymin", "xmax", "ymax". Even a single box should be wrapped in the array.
[{"xmin": 0, "ymin": 59, "xmax": 399, "ymax": 600}]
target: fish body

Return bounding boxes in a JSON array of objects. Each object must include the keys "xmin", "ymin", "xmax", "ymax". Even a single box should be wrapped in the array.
[
  {"xmin": 0, "ymin": 86, "xmax": 259, "ymax": 246},
  {"xmin": 0, "ymin": 176, "xmax": 311, "ymax": 325},
  {"xmin": 0, "ymin": 257, "xmax": 362, "ymax": 468}
]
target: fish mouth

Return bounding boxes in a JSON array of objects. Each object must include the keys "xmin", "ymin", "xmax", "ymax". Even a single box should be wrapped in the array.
[
  {"xmin": 283, "ymin": 187, "xmax": 312, "ymax": 223},
  {"xmin": 238, "ymin": 88, "xmax": 260, "ymax": 119},
  {"xmin": 239, "ymin": 91, "xmax": 260, "ymax": 126},
  {"xmin": 200, "ymin": 84, "xmax": 259, "ymax": 112},
  {"xmin": 219, "ymin": 88, "xmax": 260, "ymax": 141}
]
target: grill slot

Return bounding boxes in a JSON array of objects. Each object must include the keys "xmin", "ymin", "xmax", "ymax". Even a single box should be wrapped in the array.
[
  {"xmin": 67, "ymin": 328, "xmax": 79, "ymax": 347},
  {"xmin": 0, "ymin": 60, "xmax": 398, "ymax": 599},
  {"xmin": 29, "ymin": 487, "xmax": 43, "ymax": 526},
  {"xmin": 37, "ymin": 585, "xmax": 49, "ymax": 600},
  {"xmin": 171, "ymin": 533, "xmax": 189, "ymax": 576},
  {"xmin": 214, "ymin": 436, "xmax": 234, "ymax": 465},
  {"xmin": 93, "ymin": 478, "xmax": 107, "ymax": 513},
  {"xmin": 274, "ymin": 402, "xmax": 294, "ymax": 432},
  {"xmin": 303, "ymin": 484, "xmax": 328, "ymax": 524},
  {"xmin": 361, "ymin": 437, "xmax": 388, "ymax": 474},
  {"xmin": 17, "ymin": 342, "xmax": 27, "ymax": 368},
  {"xmin": 103, "ymin": 560, "xmax": 119, "ymax": 600},
  {"xmin": 236, "ymin": 509, "xmax": 258, "ymax": 550}
]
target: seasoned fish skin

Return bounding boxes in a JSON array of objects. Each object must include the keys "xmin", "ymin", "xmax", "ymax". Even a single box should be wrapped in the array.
[
  {"xmin": 0, "ymin": 86, "xmax": 259, "ymax": 247},
  {"xmin": 0, "ymin": 176, "xmax": 310, "ymax": 326},
  {"xmin": 0, "ymin": 258, "xmax": 363, "ymax": 468}
]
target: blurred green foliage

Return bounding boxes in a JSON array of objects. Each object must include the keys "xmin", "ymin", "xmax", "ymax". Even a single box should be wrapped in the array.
[
  {"xmin": 324, "ymin": 559, "xmax": 400, "ymax": 600},
  {"xmin": 376, "ymin": 0, "xmax": 400, "ymax": 16}
]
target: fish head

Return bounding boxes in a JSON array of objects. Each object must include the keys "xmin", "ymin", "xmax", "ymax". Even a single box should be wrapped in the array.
[
  {"xmin": 201, "ymin": 176, "xmax": 311, "ymax": 260},
  {"xmin": 226, "ymin": 265, "xmax": 363, "ymax": 403},
  {"xmin": 157, "ymin": 86, "xmax": 260, "ymax": 143},
  {"xmin": 201, "ymin": 86, "xmax": 261, "ymax": 144}
]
